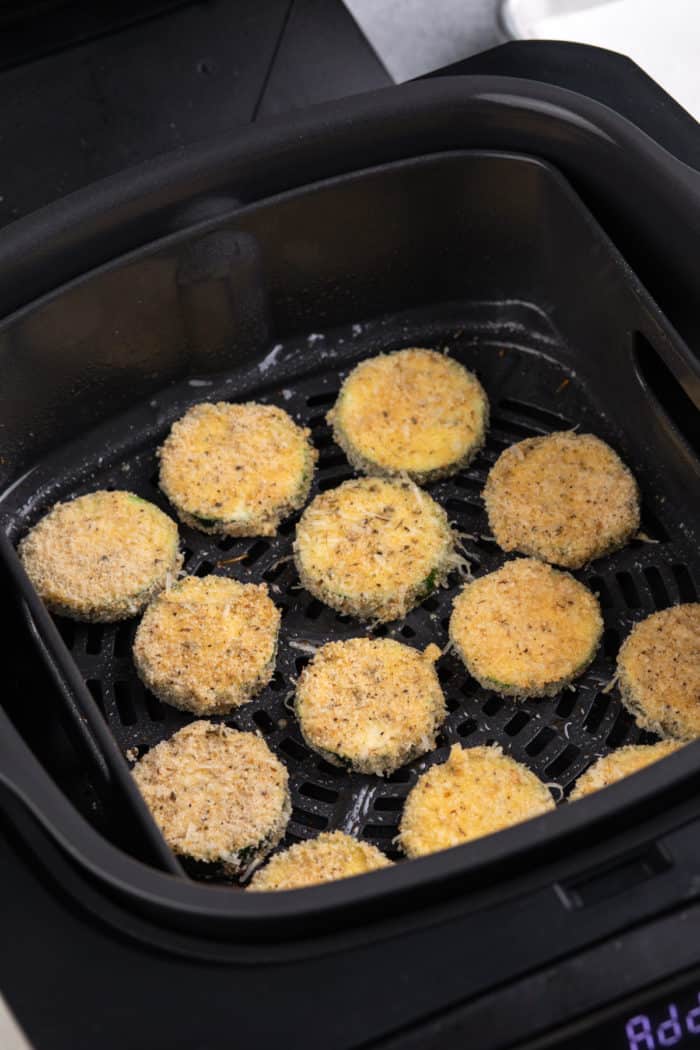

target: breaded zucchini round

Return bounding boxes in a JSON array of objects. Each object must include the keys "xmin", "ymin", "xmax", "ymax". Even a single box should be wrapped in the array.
[
  {"xmin": 18, "ymin": 490, "xmax": 181, "ymax": 622},
  {"xmin": 617, "ymin": 604, "xmax": 700, "ymax": 740},
  {"xmin": 247, "ymin": 831, "xmax": 391, "ymax": 891},
  {"xmin": 294, "ymin": 477, "xmax": 455, "ymax": 621},
  {"xmin": 327, "ymin": 348, "xmax": 489, "ymax": 483},
  {"xmin": 483, "ymin": 431, "xmax": 640, "ymax": 568},
  {"xmin": 399, "ymin": 744, "xmax": 554, "ymax": 858},
  {"xmin": 295, "ymin": 638, "xmax": 445, "ymax": 776},
  {"xmin": 133, "ymin": 575, "xmax": 280, "ymax": 714},
  {"xmin": 133, "ymin": 721, "xmax": 290, "ymax": 875},
  {"xmin": 449, "ymin": 558, "xmax": 602, "ymax": 697},
  {"xmin": 158, "ymin": 401, "xmax": 317, "ymax": 536},
  {"xmin": 569, "ymin": 741, "xmax": 683, "ymax": 801}
]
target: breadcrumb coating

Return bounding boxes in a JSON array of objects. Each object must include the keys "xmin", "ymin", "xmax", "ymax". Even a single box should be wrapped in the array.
[
  {"xmin": 19, "ymin": 490, "xmax": 181, "ymax": 622},
  {"xmin": 133, "ymin": 574, "xmax": 280, "ymax": 714},
  {"xmin": 133, "ymin": 721, "xmax": 290, "ymax": 874},
  {"xmin": 294, "ymin": 477, "xmax": 456, "ymax": 622},
  {"xmin": 159, "ymin": 401, "xmax": 317, "ymax": 537},
  {"xmin": 617, "ymin": 604, "xmax": 700, "ymax": 740},
  {"xmin": 449, "ymin": 558, "xmax": 602, "ymax": 697},
  {"xmin": 569, "ymin": 740, "xmax": 683, "ymax": 800},
  {"xmin": 248, "ymin": 831, "xmax": 391, "ymax": 891},
  {"xmin": 327, "ymin": 348, "xmax": 489, "ymax": 483},
  {"xmin": 484, "ymin": 432, "xmax": 640, "ymax": 568},
  {"xmin": 399, "ymin": 744, "xmax": 555, "ymax": 857},
  {"xmin": 295, "ymin": 638, "xmax": 446, "ymax": 775}
]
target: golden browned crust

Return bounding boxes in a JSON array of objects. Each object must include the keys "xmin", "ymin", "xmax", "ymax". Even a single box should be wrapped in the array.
[
  {"xmin": 18, "ymin": 490, "xmax": 182, "ymax": 622},
  {"xmin": 132, "ymin": 721, "xmax": 291, "ymax": 874},
  {"xmin": 449, "ymin": 558, "xmax": 603, "ymax": 698},
  {"xmin": 399, "ymin": 744, "xmax": 555, "ymax": 858},
  {"xmin": 327, "ymin": 348, "xmax": 489, "ymax": 483},
  {"xmin": 617, "ymin": 604, "xmax": 700, "ymax": 740},
  {"xmin": 158, "ymin": 401, "xmax": 317, "ymax": 537},
  {"xmin": 293, "ymin": 477, "xmax": 456, "ymax": 622},
  {"xmin": 133, "ymin": 575, "xmax": 280, "ymax": 714},
  {"xmin": 247, "ymin": 831, "xmax": 391, "ymax": 891},
  {"xmin": 295, "ymin": 638, "xmax": 445, "ymax": 776},
  {"xmin": 569, "ymin": 740, "xmax": 683, "ymax": 801},
  {"xmin": 483, "ymin": 432, "xmax": 640, "ymax": 568}
]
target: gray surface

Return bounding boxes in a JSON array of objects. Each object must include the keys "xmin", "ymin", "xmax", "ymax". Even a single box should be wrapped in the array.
[
  {"xmin": 344, "ymin": 0, "xmax": 505, "ymax": 81},
  {"xmin": 502, "ymin": 0, "xmax": 700, "ymax": 120},
  {"xmin": 346, "ymin": 0, "xmax": 699, "ymax": 122},
  {"xmin": 0, "ymin": 997, "xmax": 32, "ymax": 1050}
]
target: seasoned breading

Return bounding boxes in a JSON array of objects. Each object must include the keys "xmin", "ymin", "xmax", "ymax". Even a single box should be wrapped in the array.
[
  {"xmin": 18, "ymin": 490, "xmax": 181, "ymax": 622},
  {"xmin": 132, "ymin": 721, "xmax": 291, "ymax": 874},
  {"xmin": 449, "ymin": 558, "xmax": 602, "ymax": 697},
  {"xmin": 295, "ymin": 638, "xmax": 446, "ymax": 776},
  {"xmin": 248, "ymin": 831, "xmax": 391, "ymax": 891},
  {"xmin": 569, "ymin": 741, "xmax": 683, "ymax": 800},
  {"xmin": 294, "ymin": 477, "xmax": 456, "ymax": 622},
  {"xmin": 617, "ymin": 604, "xmax": 700, "ymax": 740},
  {"xmin": 483, "ymin": 432, "xmax": 640, "ymax": 568},
  {"xmin": 133, "ymin": 575, "xmax": 280, "ymax": 714},
  {"xmin": 327, "ymin": 348, "xmax": 489, "ymax": 483},
  {"xmin": 159, "ymin": 401, "xmax": 317, "ymax": 537},
  {"xmin": 399, "ymin": 744, "xmax": 554, "ymax": 857}
]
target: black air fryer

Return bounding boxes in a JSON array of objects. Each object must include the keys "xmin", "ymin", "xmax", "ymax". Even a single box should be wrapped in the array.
[{"xmin": 1, "ymin": 12, "xmax": 699, "ymax": 1049}]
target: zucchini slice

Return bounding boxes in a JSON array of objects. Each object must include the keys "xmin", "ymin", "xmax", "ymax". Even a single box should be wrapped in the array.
[
  {"xmin": 328, "ymin": 348, "xmax": 489, "ymax": 484},
  {"xmin": 159, "ymin": 401, "xmax": 317, "ymax": 537},
  {"xmin": 18, "ymin": 490, "xmax": 181, "ymax": 622},
  {"xmin": 133, "ymin": 721, "xmax": 291, "ymax": 876},
  {"xmin": 449, "ymin": 558, "xmax": 602, "ymax": 698}
]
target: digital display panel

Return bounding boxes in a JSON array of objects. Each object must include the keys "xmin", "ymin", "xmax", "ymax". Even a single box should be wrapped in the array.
[
  {"xmin": 532, "ymin": 974, "xmax": 700, "ymax": 1049},
  {"xmin": 623, "ymin": 991, "xmax": 700, "ymax": 1048}
]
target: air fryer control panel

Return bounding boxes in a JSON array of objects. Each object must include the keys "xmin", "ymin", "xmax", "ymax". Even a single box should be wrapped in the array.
[{"xmin": 533, "ymin": 970, "xmax": 700, "ymax": 1050}]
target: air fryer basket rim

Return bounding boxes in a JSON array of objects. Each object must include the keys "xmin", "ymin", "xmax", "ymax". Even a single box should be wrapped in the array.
[
  {"xmin": 0, "ymin": 149, "xmax": 572, "ymax": 334},
  {"xmin": 1, "ymin": 89, "xmax": 700, "ymax": 936},
  {"xmin": 0, "ymin": 147, "xmax": 697, "ymax": 492},
  {"xmin": 4, "ymin": 694, "xmax": 700, "ymax": 940},
  {"xmin": 0, "ymin": 146, "xmax": 695, "ymax": 390},
  {"xmin": 1, "ymin": 71, "xmax": 700, "ymax": 330}
]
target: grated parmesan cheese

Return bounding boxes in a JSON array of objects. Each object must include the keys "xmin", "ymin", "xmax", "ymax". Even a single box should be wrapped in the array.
[
  {"xmin": 327, "ymin": 348, "xmax": 489, "ymax": 484},
  {"xmin": 158, "ymin": 401, "xmax": 317, "ymax": 537},
  {"xmin": 295, "ymin": 637, "xmax": 446, "ymax": 776},
  {"xmin": 19, "ymin": 490, "xmax": 182, "ymax": 622},
  {"xmin": 483, "ymin": 431, "xmax": 640, "ymax": 569},
  {"xmin": 399, "ymin": 744, "xmax": 555, "ymax": 858},
  {"xmin": 248, "ymin": 830, "xmax": 390, "ymax": 891},
  {"xmin": 617, "ymin": 604, "xmax": 700, "ymax": 740},
  {"xmin": 449, "ymin": 558, "xmax": 603, "ymax": 698},
  {"xmin": 293, "ymin": 476, "xmax": 456, "ymax": 622}
]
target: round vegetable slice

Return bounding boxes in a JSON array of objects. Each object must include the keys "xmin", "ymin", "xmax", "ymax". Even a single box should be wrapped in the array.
[
  {"xmin": 295, "ymin": 638, "xmax": 445, "ymax": 776},
  {"xmin": 294, "ymin": 476, "xmax": 456, "ymax": 622},
  {"xmin": 449, "ymin": 558, "xmax": 602, "ymax": 697},
  {"xmin": 18, "ymin": 490, "xmax": 181, "ymax": 622},
  {"xmin": 483, "ymin": 431, "xmax": 640, "ymax": 568},
  {"xmin": 248, "ymin": 831, "xmax": 391, "ymax": 891},
  {"xmin": 159, "ymin": 401, "xmax": 317, "ymax": 536},
  {"xmin": 133, "ymin": 721, "xmax": 291, "ymax": 875},
  {"xmin": 133, "ymin": 574, "xmax": 280, "ymax": 715},
  {"xmin": 327, "ymin": 348, "xmax": 488, "ymax": 483},
  {"xmin": 399, "ymin": 744, "xmax": 555, "ymax": 858}
]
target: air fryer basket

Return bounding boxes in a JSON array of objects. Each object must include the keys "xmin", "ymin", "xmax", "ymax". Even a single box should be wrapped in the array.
[{"xmin": 2, "ymin": 149, "xmax": 699, "ymax": 907}]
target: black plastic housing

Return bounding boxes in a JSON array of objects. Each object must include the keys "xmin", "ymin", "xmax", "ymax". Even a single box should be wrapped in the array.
[
  {"xmin": 1, "ymin": 140, "xmax": 700, "ymax": 938},
  {"xmin": 0, "ymin": 67, "xmax": 699, "ymax": 1050}
]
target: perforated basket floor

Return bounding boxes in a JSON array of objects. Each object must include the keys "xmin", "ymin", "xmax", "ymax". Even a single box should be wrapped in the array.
[{"xmin": 12, "ymin": 304, "xmax": 700, "ymax": 878}]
